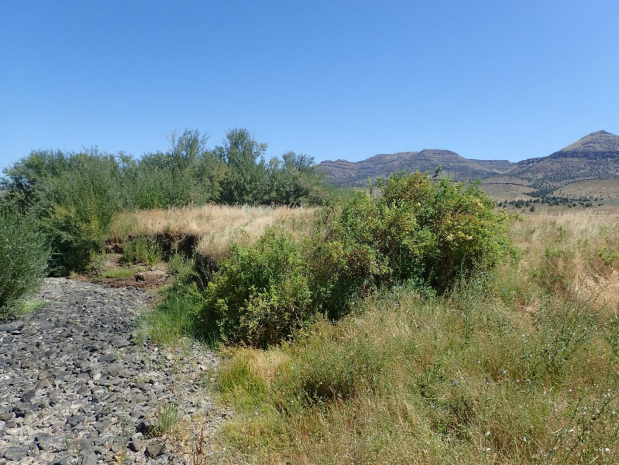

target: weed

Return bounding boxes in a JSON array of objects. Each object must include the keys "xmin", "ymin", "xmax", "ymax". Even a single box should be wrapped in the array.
[
  {"xmin": 157, "ymin": 401, "xmax": 180, "ymax": 436},
  {"xmin": 122, "ymin": 235, "xmax": 162, "ymax": 265}
]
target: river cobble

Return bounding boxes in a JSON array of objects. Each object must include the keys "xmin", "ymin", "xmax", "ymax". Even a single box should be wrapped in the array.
[{"xmin": 0, "ymin": 278, "xmax": 231, "ymax": 464}]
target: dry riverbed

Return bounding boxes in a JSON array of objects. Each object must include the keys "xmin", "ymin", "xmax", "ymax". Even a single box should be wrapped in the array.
[{"xmin": 0, "ymin": 278, "xmax": 232, "ymax": 464}]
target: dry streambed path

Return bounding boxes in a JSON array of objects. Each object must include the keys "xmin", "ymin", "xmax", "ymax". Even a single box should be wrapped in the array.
[{"xmin": 0, "ymin": 278, "xmax": 232, "ymax": 464}]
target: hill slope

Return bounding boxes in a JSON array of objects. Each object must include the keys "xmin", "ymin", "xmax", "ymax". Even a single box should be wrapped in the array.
[
  {"xmin": 504, "ymin": 130, "xmax": 619, "ymax": 191},
  {"xmin": 318, "ymin": 150, "xmax": 514, "ymax": 186},
  {"xmin": 318, "ymin": 131, "xmax": 619, "ymax": 199}
]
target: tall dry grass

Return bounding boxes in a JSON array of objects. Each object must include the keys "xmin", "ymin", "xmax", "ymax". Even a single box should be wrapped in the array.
[
  {"xmin": 507, "ymin": 208, "xmax": 619, "ymax": 306},
  {"xmin": 110, "ymin": 204, "xmax": 317, "ymax": 260}
]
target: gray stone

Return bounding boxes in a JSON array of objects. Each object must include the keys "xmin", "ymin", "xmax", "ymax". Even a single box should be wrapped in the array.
[
  {"xmin": 3, "ymin": 446, "xmax": 29, "ymax": 461},
  {"xmin": 66, "ymin": 415, "xmax": 86, "ymax": 427},
  {"xmin": 0, "ymin": 412, "xmax": 15, "ymax": 421},
  {"xmin": 97, "ymin": 354, "xmax": 115, "ymax": 363},
  {"xmin": 37, "ymin": 378, "xmax": 53, "ymax": 389},
  {"xmin": 127, "ymin": 438, "xmax": 142, "ymax": 452},
  {"xmin": 0, "ymin": 321, "xmax": 24, "ymax": 333},
  {"xmin": 21, "ymin": 388, "xmax": 37, "ymax": 402},
  {"xmin": 145, "ymin": 442, "xmax": 165, "ymax": 458},
  {"xmin": 80, "ymin": 453, "xmax": 97, "ymax": 465},
  {"xmin": 35, "ymin": 432, "xmax": 55, "ymax": 451},
  {"xmin": 110, "ymin": 337, "xmax": 130, "ymax": 348}
]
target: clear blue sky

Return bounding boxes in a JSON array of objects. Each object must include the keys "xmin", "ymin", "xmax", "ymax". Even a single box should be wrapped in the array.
[{"xmin": 1, "ymin": 0, "xmax": 618, "ymax": 170}]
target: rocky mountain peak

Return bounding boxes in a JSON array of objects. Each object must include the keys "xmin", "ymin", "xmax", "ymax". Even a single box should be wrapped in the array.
[{"xmin": 560, "ymin": 130, "xmax": 619, "ymax": 153}]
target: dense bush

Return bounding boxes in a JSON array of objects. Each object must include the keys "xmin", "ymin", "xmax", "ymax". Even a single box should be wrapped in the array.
[
  {"xmin": 199, "ymin": 172, "xmax": 512, "ymax": 346},
  {"xmin": 313, "ymin": 172, "xmax": 511, "ymax": 318},
  {"xmin": 0, "ymin": 211, "xmax": 50, "ymax": 320},
  {"xmin": 36, "ymin": 153, "xmax": 123, "ymax": 274},
  {"xmin": 122, "ymin": 236, "xmax": 163, "ymax": 265},
  {"xmin": 200, "ymin": 231, "xmax": 313, "ymax": 347}
]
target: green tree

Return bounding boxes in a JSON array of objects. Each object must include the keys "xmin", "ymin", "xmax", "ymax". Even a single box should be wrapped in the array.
[
  {"xmin": 265, "ymin": 151, "xmax": 323, "ymax": 206},
  {"xmin": 214, "ymin": 128, "xmax": 268, "ymax": 204}
]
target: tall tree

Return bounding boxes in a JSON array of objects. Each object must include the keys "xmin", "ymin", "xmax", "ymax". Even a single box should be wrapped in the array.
[{"xmin": 214, "ymin": 128, "xmax": 268, "ymax": 204}]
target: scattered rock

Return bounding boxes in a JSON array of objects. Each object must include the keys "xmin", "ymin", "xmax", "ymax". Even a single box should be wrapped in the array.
[{"xmin": 0, "ymin": 278, "xmax": 229, "ymax": 464}]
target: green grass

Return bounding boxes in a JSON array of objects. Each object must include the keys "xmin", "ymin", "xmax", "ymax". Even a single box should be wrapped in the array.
[
  {"xmin": 216, "ymin": 277, "xmax": 619, "ymax": 464},
  {"xmin": 157, "ymin": 401, "xmax": 181, "ymax": 436},
  {"xmin": 142, "ymin": 253, "xmax": 218, "ymax": 348},
  {"xmin": 146, "ymin": 293, "xmax": 202, "ymax": 346},
  {"xmin": 102, "ymin": 268, "xmax": 135, "ymax": 279},
  {"xmin": 122, "ymin": 235, "xmax": 163, "ymax": 266}
]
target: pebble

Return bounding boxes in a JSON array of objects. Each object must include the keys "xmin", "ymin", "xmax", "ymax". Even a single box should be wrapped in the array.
[{"xmin": 0, "ymin": 278, "xmax": 232, "ymax": 464}]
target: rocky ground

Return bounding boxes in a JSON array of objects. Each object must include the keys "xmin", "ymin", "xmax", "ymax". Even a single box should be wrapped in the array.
[{"xmin": 0, "ymin": 278, "xmax": 233, "ymax": 464}]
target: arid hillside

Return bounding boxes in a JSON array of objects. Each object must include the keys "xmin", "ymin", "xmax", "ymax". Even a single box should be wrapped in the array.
[
  {"xmin": 318, "ymin": 130, "xmax": 619, "ymax": 200},
  {"xmin": 318, "ymin": 149, "xmax": 514, "ymax": 186}
]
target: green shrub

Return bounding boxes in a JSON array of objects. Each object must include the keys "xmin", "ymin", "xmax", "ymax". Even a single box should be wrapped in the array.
[
  {"xmin": 122, "ymin": 235, "xmax": 162, "ymax": 265},
  {"xmin": 199, "ymin": 230, "xmax": 313, "ymax": 347},
  {"xmin": 197, "ymin": 172, "xmax": 511, "ymax": 347},
  {"xmin": 32, "ymin": 151, "xmax": 120, "ymax": 275},
  {"xmin": 312, "ymin": 172, "xmax": 512, "ymax": 317},
  {"xmin": 0, "ymin": 211, "xmax": 50, "ymax": 320}
]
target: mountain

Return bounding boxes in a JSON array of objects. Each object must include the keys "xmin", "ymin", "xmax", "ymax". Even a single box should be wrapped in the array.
[
  {"xmin": 503, "ymin": 130, "xmax": 619, "ymax": 191},
  {"xmin": 317, "ymin": 131, "xmax": 619, "ymax": 199},
  {"xmin": 318, "ymin": 149, "xmax": 515, "ymax": 186}
]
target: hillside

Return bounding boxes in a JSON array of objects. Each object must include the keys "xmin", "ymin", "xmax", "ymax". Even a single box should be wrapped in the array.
[
  {"xmin": 318, "ymin": 130, "xmax": 619, "ymax": 199},
  {"xmin": 318, "ymin": 149, "xmax": 514, "ymax": 186},
  {"xmin": 503, "ymin": 130, "xmax": 619, "ymax": 191}
]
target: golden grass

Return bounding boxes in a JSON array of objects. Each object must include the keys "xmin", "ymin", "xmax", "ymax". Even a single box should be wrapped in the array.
[
  {"xmin": 510, "ymin": 207, "xmax": 619, "ymax": 306},
  {"xmin": 553, "ymin": 179, "xmax": 619, "ymax": 200},
  {"xmin": 110, "ymin": 204, "xmax": 317, "ymax": 260}
]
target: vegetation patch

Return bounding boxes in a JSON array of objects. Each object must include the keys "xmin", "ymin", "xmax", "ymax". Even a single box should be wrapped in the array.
[
  {"xmin": 0, "ymin": 211, "xmax": 50, "ymax": 321},
  {"xmin": 102, "ymin": 269, "xmax": 136, "ymax": 280},
  {"xmin": 197, "ymin": 172, "xmax": 511, "ymax": 347}
]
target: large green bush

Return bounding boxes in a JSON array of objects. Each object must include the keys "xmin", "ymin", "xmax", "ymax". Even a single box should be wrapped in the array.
[
  {"xmin": 37, "ymin": 153, "xmax": 123, "ymax": 274},
  {"xmin": 0, "ymin": 211, "xmax": 50, "ymax": 320},
  {"xmin": 199, "ymin": 172, "xmax": 511, "ymax": 346},
  {"xmin": 200, "ymin": 231, "xmax": 313, "ymax": 347},
  {"xmin": 311, "ymin": 172, "xmax": 511, "ymax": 317}
]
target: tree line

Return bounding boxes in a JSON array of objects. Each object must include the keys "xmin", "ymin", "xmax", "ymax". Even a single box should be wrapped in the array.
[{"xmin": 0, "ymin": 128, "xmax": 328, "ymax": 276}]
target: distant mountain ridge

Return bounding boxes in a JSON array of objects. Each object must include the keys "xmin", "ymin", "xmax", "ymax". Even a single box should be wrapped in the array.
[
  {"xmin": 317, "ymin": 130, "xmax": 619, "ymax": 194},
  {"xmin": 503, "ymin": 130, "xmax": 619, "ymax": 191},
  {"xmin": 319, "ymin": 149, "xmax": 515, "ymax": 186}
]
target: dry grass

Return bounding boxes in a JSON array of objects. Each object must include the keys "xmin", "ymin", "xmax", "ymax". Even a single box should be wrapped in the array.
[
  {"xmin": 110, "ymin": 204, "xmax": 317, "ymax": 260},
  {"xmin": 553, "ymin": 179, "xmax": 619, "ymax": 200},
  {"xmin": 509, "ymin": 207, "xmax": 619, "ymax": 306}
]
